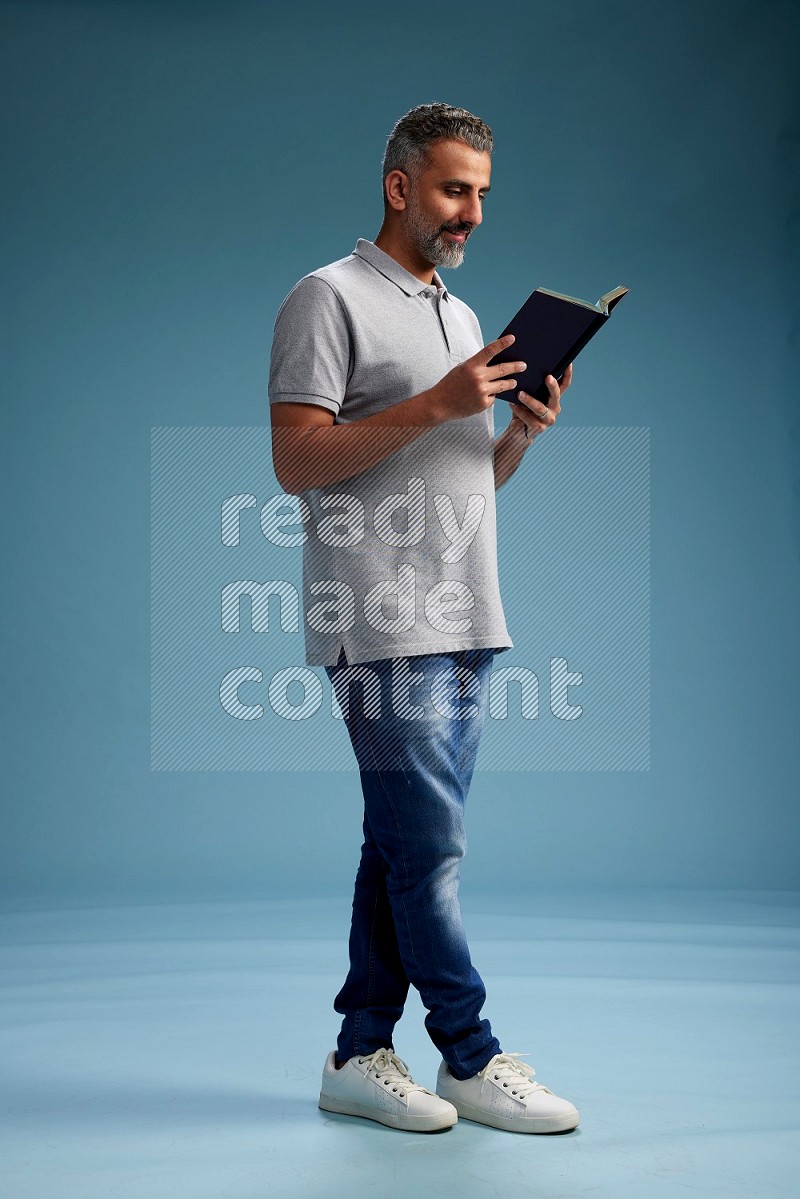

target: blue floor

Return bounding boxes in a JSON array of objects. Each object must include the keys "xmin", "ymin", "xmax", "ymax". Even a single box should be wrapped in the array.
[{"xmin": 1, "ymin": 887, "xmax": 798, "ymax": 1198}]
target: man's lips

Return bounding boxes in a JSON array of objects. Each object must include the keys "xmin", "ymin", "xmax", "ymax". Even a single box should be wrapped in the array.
[{"xmin": 443, "ymin": 229, "xmax": 468, "ymax": 243}]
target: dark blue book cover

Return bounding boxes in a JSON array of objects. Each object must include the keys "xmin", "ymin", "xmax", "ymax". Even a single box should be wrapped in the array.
[{"xmin": 488, "ymin": 285, "xmax": 628, "ymax": 406}]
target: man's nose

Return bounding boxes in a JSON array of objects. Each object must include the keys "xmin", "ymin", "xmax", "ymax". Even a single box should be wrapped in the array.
[{"xmin": 461, "ymin": 197, "xmax": 482, "ymax": 227}]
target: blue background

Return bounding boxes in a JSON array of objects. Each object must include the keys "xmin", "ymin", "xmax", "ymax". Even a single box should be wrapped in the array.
[{"xmin": 2, "ymin": 0, "xmax": 798, "ymax": 899}]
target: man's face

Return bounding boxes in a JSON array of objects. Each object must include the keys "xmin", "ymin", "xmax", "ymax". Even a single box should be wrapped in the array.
[{"xmin": 401, "ymin": 138, "xmax": 491, "ymax": 270}]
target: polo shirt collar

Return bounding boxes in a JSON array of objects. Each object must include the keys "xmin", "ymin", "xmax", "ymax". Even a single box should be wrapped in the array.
[{"xmin": 354, "ymin": 238, "xmax": 449, "ymax": 299}]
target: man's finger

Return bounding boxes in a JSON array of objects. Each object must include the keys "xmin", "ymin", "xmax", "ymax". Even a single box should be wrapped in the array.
[
  {"xmin": 508, "ymin": 399, "xmax": 531, "ymax": 422},
  {"xmin": 511, "ymin": 391, "xmax": 535, "ymax": 413},
  {"xmin": 489, "ymin": 359, "xmax": 526, "ymax": 380},
  {"xmin": 478, "ymin": 333, "xmax": 515, "ymax": 363},
  {"xmin": 519, "ymin": 390, "xmax": 552, "ymax": 421}
]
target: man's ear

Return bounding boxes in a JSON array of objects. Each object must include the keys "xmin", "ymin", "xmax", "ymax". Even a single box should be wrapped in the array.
[{"xmin": 384, "ymin": 169, "xmax": 410, "ymax": 212}]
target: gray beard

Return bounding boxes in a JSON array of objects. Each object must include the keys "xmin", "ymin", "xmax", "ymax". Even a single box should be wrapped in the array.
[{"xmin": 405, "ymin": 195, "xmax": 468, "ymax": 270}]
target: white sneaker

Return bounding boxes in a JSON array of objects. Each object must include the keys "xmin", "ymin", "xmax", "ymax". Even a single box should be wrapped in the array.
[
  {"xmin": 319, "ymin": 1047, "xmax": 458, "ymax": 1132},
  {"xmin": 436, "ymin": 1052, "xmax": 580, "ymax": 1133}
]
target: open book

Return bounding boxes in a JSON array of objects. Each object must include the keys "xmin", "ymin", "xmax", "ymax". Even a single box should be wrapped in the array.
[{"xmin": 487, "ymin": 284, "xmax": 629, "ymax": 408}]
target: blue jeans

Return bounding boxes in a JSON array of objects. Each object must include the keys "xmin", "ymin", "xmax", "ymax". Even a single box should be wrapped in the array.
[{"xmin": 324, "ymin": 645, "xmax": 502, "ymax": 1081}]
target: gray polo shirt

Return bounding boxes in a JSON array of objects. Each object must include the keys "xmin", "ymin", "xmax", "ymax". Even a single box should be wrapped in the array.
[{"xmin": 268, "ymin": 237, "xmax": 514, "ymax": 666}]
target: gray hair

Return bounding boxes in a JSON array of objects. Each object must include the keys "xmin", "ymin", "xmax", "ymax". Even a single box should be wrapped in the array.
[{"xmin": 381, "ymin": 102, "xmax": 493, "ymax": 205}]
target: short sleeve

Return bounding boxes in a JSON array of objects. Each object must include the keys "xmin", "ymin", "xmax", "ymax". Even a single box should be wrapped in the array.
[{"xmin": 268, "ymin": 275, "xmax": 351, "ymax": 417}]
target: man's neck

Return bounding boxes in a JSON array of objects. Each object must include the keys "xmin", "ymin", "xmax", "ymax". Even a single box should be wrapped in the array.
[{"xmin": 373, "ymin": 229, "xmax": 436, "ymax": 285}]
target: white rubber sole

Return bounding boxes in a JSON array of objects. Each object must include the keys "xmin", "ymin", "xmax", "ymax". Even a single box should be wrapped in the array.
[
  {"xmin": 319, "ymin": 1091, "xmax": 457, "ymax": 1132},
  {"xmin": 440, "ymin": 1095, "xmax": 580, "ymax": 1134}
]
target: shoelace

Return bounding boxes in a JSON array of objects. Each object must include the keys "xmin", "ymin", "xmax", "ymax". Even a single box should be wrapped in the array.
[
  {"xmin": 478, "ymin": 1052, "xmax": 552, "ymax": 1100},
  {"xmin": 356, "ymin": 1047, "xmax": 434, "ymax": 1098}
]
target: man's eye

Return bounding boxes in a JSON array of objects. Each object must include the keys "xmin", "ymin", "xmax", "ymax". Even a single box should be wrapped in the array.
[{"xmin": 445, "ymin": 189, "xmax": 488, "ymax": 200}]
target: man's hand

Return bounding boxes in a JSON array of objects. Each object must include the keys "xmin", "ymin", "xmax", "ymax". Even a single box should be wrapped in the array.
[
  {"xmin": 508, "ymin": 362, "xmax": 573, "ymax": 441},
  {"xmin": 427, "ymin": 333, "xmax": 527, "ymax": 422}
]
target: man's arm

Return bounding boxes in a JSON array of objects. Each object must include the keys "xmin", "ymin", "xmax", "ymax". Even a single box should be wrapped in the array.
[
  {"xmin": 493, "ymin": 367, "xmax": 574, "ymax": 490},
  {"xmin": 493, "ymin": 417, "xmax": 531, "ymax": 490},
  {"xmin": 271, "ymin": 393, "xmax": 444, "ymax": 495},
  {"xmin": 271, "ymin": 333, "xmax": 525, "ymax": 495}
]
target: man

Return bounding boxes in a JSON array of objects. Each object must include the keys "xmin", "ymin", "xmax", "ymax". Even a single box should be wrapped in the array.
[{"xmin": 268, "ymin": 102, "xmax": 577, "ymax": 1134}]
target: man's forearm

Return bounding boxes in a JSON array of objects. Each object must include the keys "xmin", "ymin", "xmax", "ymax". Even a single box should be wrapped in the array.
[
  {"xmin": 272, "ymin": 390, "xmax": 448, "ymax": 494},
  {"xmin": 493, "ymin": 419, "xmax": 530, "ymax": 489}
]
